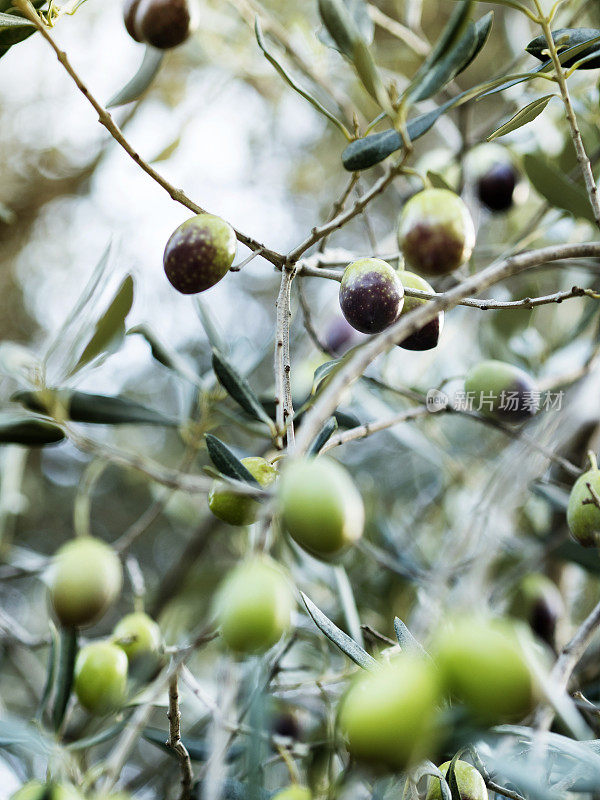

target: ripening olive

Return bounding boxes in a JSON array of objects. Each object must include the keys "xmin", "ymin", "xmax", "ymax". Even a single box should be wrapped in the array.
[
  {"xmin": 339, "ymin": 258, "xmax": 404, "ymax": 334},
  {"xmin": 463, "ymin": 360, "xmax": 537, "ymax": 422},
  {"xmin": 10, "ymin": 783, "xmax": 84, "ymax": 800},
  {"xmin": 508, "ymin": 574, "xmax": 564, "ymax": 647},
  {"xmin": 477, "ymin": 162, "xmax": 517, "ymax": 213},
  {"xmin": 324, "ymin": 316, "xmax": 361, "ymax": 356},
  {"xmin": 208, "ymin": 457, "xmax": 276, "ymax": 526},
  {"xmin": 113, "ymin": 612, "xmax": 162, "ymax": 678},
  {"xmin": 398, "ymin": 189, "xmax": 475, "ymax": 276},
  {"xmin": 214, "ymin": 556, "xmax": 294, "ymax": 654},
  {"xmin": 433, "ymin": 617, "xmax": 537, "ymax": 724},
  {"xmin": 271, "ymin": 787, "xmax": 312, "ymax": 800},
  {"xmin": 123, "ymin": 0, "xmax": 144, "ymax": 41},
  {"xmin": 163, "ymin": 213, "xmax": 236, "ymax": 294},
  {"xmin": 338, "ymin": 654, "xmax": 443, "ymax": 772},
  {"xmin": 74, "ymin": 641, "xmax": 128, "ymax": 714},
  {"xmin": 278, "ymin": 457, "xmax": 364, "ymax": 560},
  {"xmin": 567, "ymin": 464, "xmax": 600, "ymax": 547},
  {"xmin": 48, "ymin": 538, "xmax": 123, "ymax": 628},
  {"xmin": 397, "ymin": 271, "xmax": 444, "ymax": 351},
  {"xmin": 134, "ymin": 0, "xmax": 193, "ymax": 49},
  {"xmin": 426, "ymin": 760, "xmax": 488, "ymax": 800}
]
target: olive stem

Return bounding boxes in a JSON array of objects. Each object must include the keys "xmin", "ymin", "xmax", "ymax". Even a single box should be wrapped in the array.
[
  {"xmin": 14, "ymin": 0, "xmax": 287, "ymax": 269},
  {"xmin": 274, "ymin": 264, "xmax": 297, "ymax": 452},
  {"xmin": 168, "ymin": 671, "xmax": 194, "ymax": 800},
  {"xmin": 533, "ymin": 0, "xmax": 600, "ymax": 228},
  {"xmin": 293, "ymin": 241, "xmax": 600, "ymax": 454},
  {"xmin": 587, "ymin": 450, "xmax": 598, "ymax": 472}
]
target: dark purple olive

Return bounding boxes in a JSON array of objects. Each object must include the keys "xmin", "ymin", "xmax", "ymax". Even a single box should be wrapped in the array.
[
  {"xmin": 477, "ymin": 162, "xmax": 517, "ymax": 212},
  {"xmin": 123, "ymin": 0, "xmax": 144, "ymax": 41},
  {"xmin": 134, "ymin": 0, "xmax": 193, "ymax": 49},
  {"xmin": 398, "ymin": 189, "xmax": 475, "ymax": 276},
  {"xmin": 396, "ymin": 271, "xmax": 444, "ymax": 351},
  {"xmin": 163, "ymin": 213, "xmax": 237, "ymax": 294},
  {"xmin": 324, "ymin": 317, "xmax": 360, "ymax": 355},
  {"xmin": 508, "ymin": 574, "xmax": 564, "ymax": 648},
  {"xmin": 339, "ymin": 258, "xmax": 404, "ymax": 335}
]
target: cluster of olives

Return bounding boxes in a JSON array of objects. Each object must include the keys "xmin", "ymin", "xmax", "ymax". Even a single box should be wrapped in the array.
[
  {"xmin": 209, "ymin": 456, "xmax": 365, "ymax": 653},
  {"xmin": 47, "ymin": 536, "xmax": 162, "ymax": 714},
  {"xmin": 339, "ymin": 615, "xmax": 540, "ymax": 774},
  {"xmin": 123, "ymin": 0, "xmax": 194, "ymax": 49},
  {"xmin": 338, "ymin": 188, "xmax": 474, "ymax": 352}
]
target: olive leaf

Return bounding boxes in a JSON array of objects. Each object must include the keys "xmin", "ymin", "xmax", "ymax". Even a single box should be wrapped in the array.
[
  {"xmin": 530, "ymin": 480, "xmax": 569, "ymax": 511},
  {"xmin": 68, "ymin": 717, "xmax": 131, "ymax": 750},
  {"xmin": 308, "ymin": 416, "xmax": 338, "ymax": 455},
  {"xmin": 0, "ymin": 8, "xmax": 35, "ymax": 57},
  {"xmin": 446, "ymin": 752, "xmax": 464, "ymax": 800},
  {"xmin": 128, "ymin": 324, "xmax": 202, "ymax": 386},
  {"xmin": 0, "ymin": 415, "xmax": 65, "ymax": 446},
  {"xmin": 212, "ymin": 349, "xmax": 276, "ymax": 432},
  {"xmin": 106, "ymin": 45, "xmax": 164, "ymax": 108},
  {"xmin": 301, "ymin": 592, "xmax": 377, "ymax": 670},
  {"xmin": 317, "ymin": 0, "xmax": 373, "ymax": 53},
  {"xmin": 488, "ymin": 94, "xmax": 554, "ymax": 141},
  {"xmin": 393, "ymin": 617, "xmax": 431, "ymax": 659},
  {"xmin": 204, "ymin": 434, "xmax": 259, "ymax": 485},
  {"xmin": 255, "ymin": 18, "xmax": 351, "ymax": 139},
  {"xmin": 36, "ymin": 623, "xmax": 58, "ymax": 723},
  {"xmin": 69, "ymin": 274, "xmax": 134, "ymax": 376},
  {"xmin": 523, "ymin": 153, "xmax": 596, "ymax": 223},
  {"xmin": 427, "ymin": 170, "xmax": 454, "ymax": 191},
  {"xmin": 13, "ymin": 389, "xmax": 179, "ymax": 427},
  {"xmin": 52, "ymin": 628, "xmax": 78, "ymax": 732},
  {"xmin": 526, "ymin": 28, "xmax": 600, "ymax": 69},
  {"xmin": 0, "ymin": 10, "xmax": 33, "ymax": 26}
]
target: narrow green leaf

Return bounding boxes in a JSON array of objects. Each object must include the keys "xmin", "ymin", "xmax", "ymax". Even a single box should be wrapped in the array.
[
  {"xmin": 36, "ymin": 624, "xmax": 58, "ymax": 722},
  {"xmin": 427, "ymin": 170, "xmax": 454, "ymax": 191},
  {"xmin": 409, "ymin": 0, "xmax": 473, "ymax": 94},
  {"xmin": 318, "ymin": 0, "xmax": 359, "ymax": 59},
  {"xmin": 393, "ymin": 617, "xmax": 431, "ymax": 659},
  {"xmin": 128, "ymin": 324, "xmax": 202, "ymax": 385},
  {"xmin": 13, "ymin": 389, "xmax": 178, "ymax": 427},
  {"xmin": 255, "ymin": 18, "xmax": 351, "ymax": 138},
  {"xmin": 526, "ymin": 28, "xmax": 600, "ymax": 69},
  {"xmin": 0, "ymin": 416, "xmax": 64, "ymax": 446},
  {"xmin": 301, "ymin": 592, "xmax": 377, "ymax": 670},
  {"xmin": 317, "ymin": 0, "xmax": 373, "ymax": 52},
  {"xmin": 488, "ymin": 94, "xmax": 554, "ymax": 140},
  {"xmin": 530, "ymin": 481, "xmax": 569, "ymax": 511},
  {"xmin": 523, "ymin": 153, "xmax": 596, "ymax": 223},
  {"xmin": 457, "ymin": 11, "xmax": 494, "ymax": 74},
  {"xmin": 0, "ymin": 11, "xmax": 33, "ymax": 27},
  {"xmin": 204, "ymin": 434, "xmax": 259, "ymax": 485},
  {"xmin": 52, "ymin": 628, "xmax": 78, "ymax": 732},
  {"xmin": 107, "ymin": 45, "xmax": 164, "ymax": 108},
  {"xmin": 212, "ymin": 348, "xmax": 275, "ymax": 429},
  {"xmin": 308, "ymin": 417, "xmax": 338, "ymax": 455},
  {"xmin": 351, "ymin": 36, "xmax": 392, "ymax": 113},
  {"xmin": 70, "ymin": 274, "xmax": 134, "ymax": 375},
  {"xmin": 312, "ymin": 358, "xmax": 343, "ymax": 393},
  {"xmin": 446, "ymin": 752, "xmax": 464, "ymax": 800},
  {"xmin": 410, "ymin": 19, "xmax": 479, "ymax": 102},
  {"xmin": 68, "ymin": 717, "xmax": 130, "ymax": 750}
]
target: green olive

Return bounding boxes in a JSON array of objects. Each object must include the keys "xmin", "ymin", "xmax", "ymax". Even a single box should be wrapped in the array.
[
  {"xmin": 433, "ymin": 616, "xmax": 537, "ymax": 724},
  {"xmin": 278, "ymin": 457, "xmax": 364, "ymax": 560},
  {"xmin": 426, "ymin": 760, "xmax": 488, "ymax": 800},
  {"xmin": 567, "ymin": 466, "xmax": 600, "ymax": 547},
  {"xmin": 464, "ymin": 360, "xmax": 537, "ymax": 423},
  {"xmin": 113, "ymin": 612, "xmax": 162, "ymax": 677},
  {"xmin": 10, "ymin": 783, "xmax": 84, "ymax": 800},
  {"xmin": 74, "ymin": 641, "xmax": 128, "ymax": 714},
  {"xmin": 398, "ymin": 189, "xmax": 475, "ymax": 276},
  {"xmin": 270, "ymin": 787, "xmax": 312, "ymax": 800},
  {"xmin": 163, "ymin": 213, "xmax": 236, "ymax": 294},
  {"xmin": 338, "ymin": 654, "xmax": 443, "ymax": 772},
  {"xmin": 397, "ymin": 271, "xmax": 444, "ymax": 351},
  {"xmin": 214, "ymin": 556, "xmax": 294, "ymax": 654},
  {"xmin": 208, "ymin": 457, "xmax": 276, "ymax": 526},
  {"xmin": 508, "ymin": 574, "xmax": 564, "ymax": 647},
  {"xmin": 48, "ymin": 538, "xmax": 123, "ymax": 628}
]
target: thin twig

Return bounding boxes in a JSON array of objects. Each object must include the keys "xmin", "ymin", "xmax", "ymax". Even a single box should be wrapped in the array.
[
  {"xmin": 320, "ymin": 407, "xmax": 430, "ymax": 453},
  {"xmin": 275, "ymin": 264, "xmax": 296, "ymax": 451},
  {"xmin": 15, "ymin": 0, "xmax": 285, "ymax": 267},
  {"xmin": 168, "ymin": 671, "xmax": 194, "ymax": 800}
]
